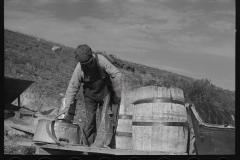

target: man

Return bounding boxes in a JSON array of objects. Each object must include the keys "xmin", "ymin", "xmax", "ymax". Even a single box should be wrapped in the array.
[{"xmin": 64, "ymin": 44, "xmax": 122, "ymax": 148}]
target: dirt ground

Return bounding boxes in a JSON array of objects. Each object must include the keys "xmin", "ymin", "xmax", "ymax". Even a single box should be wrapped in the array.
[{"xmin": 4, "ymin": 122, "xmax": 36, "ymax": 155}]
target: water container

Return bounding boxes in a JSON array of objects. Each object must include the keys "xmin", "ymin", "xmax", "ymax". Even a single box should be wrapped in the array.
[{"xmin": 33, "ymin": 119, "xmax": 81, "ymax": 145}]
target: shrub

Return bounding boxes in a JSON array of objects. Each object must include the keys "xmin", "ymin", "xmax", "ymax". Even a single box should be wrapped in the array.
[{"xmin": 187, "ymin": 78, "xmax": 218, "ymax": 104}]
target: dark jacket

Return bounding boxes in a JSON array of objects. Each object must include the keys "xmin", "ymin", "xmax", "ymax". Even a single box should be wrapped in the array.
[{"xmin": 65, "ymin": 54, "xmax": 122, "ymax": 108}]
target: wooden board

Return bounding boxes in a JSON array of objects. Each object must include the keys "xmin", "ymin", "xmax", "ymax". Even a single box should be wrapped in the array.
[
  {"xmin": 36, "ymin": 147, "xmax": 84, "ymax": 155},
  {"xmin": 7, "ymin": 123, "xmax": 36, "ymax": 134},
  {"xmin": 32, "ymin": 143, "xmax": 187, "ymax": 155},
  {"xmin": 4, "ymin": 77, "xmax": 34, "ymax": 104},
  {"xmin": 5, "ymin": 120, "xmax": 37, "ymax": 134}
]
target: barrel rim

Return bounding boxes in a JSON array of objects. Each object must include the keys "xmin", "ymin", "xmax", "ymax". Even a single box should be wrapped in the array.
[
  {"xmin": 132, "ymin": 121, "xmax": 189, "ymax": 127},
  {"xmin": 115, "ymin": 131, "xmax": 132, "ymax": 137},
  {"xmin": 118, "ymin": 114, "xmax": 133, "ymax": 119},
  {"xmin": 132, "ymin": 97, "xmax": 185, "ymax": 105}
]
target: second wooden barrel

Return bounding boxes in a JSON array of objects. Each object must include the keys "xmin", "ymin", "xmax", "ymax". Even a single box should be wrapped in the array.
[
  {"xmin": 115, "ymin": 113, "xmax": 133, "ymax": 149},
  {"xmin": 132, "ymin": 86, "xmax": 188, "ymax": 153}
]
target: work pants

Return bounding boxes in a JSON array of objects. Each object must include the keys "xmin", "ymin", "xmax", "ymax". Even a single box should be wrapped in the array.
[{"xmin": 83, "ymin": 93, "xmax": 113, "ymax": 147}]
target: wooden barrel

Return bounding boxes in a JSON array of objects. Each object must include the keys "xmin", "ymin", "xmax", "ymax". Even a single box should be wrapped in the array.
[
  {"xmin": 115, "ymin": 113, "xmax": 133, "ymax": 149},
  {"xmin": 115, "ymin": 81, "xmax": 135, "ymax": 150},
  {"xmin": 132, "ymin": 86, "xmax": 188, "ymax": 153},
  {"xmin": 115, "ymin": 102, "xmax": 134, "ymax": 149}
]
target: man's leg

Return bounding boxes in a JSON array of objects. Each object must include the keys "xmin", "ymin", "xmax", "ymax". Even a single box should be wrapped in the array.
[
  {"xmin": 107, "ymin": 102, "xmax": 120, "ymax": 148},
  {"xmin": 83, "ymin": 96, "xmax": 98, "ymax": 146},
  {"xmin": 90, "ymin": 94, "xmax": 111, "ymax": 148}
]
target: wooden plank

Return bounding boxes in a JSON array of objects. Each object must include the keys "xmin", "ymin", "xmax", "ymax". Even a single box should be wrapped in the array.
[
  {"xmin": 19, "ymin": 108, "xmax": 35, "ymax": 115},
  {"xmin": 33, "ymin": 143, "xmax": 187, "ymax": 155},
  {"xmin": 35, "ymin": 146, "xmax": 41, "ymax": 155},
  {"xmin": 7, "ymin": 123, "xmax": 36, "ymax": 134},
  {"xmin": 37, "ymin": 147, "xmax": 83, "ymax": 155},
  {"xmin": 18, "ymin": 95, "xmax": 20, "ymax": 107},
  {"xmin": 33, "ymin": 144, "xmax": 114, "ymax": 155},
  {"xmin": 37, "ymin": 147, "xmax": 55, "ymax": 155},
  {"xmin": 16, "ymin": 142, "xmax": 84, "ymax": 155},
  {"xmin": 4, "ymin": 110, "xmax": 16, "ymax": 119},
  {"xmin": 15, "ymin": 111, "xmax": 20, "ymax": 119},
  {"xmin": 17, "ymin": 141, "xmax": 187, "ymax": 155},
  {"xmin": 16, "ymin": 141, "xmax": 35, "ymax": 147},
  {"xmin": 4, "ymin": 103, "xmax": 20, "ymax": 110},
  {"xmin": 4, "ymin": 77, "xmax": 34, "ymax": 104}
]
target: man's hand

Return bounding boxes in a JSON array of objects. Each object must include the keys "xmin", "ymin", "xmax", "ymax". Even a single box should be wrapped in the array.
[{"xmin": 112, "ymin": 95, "xmax": 121, "ymax": 104}]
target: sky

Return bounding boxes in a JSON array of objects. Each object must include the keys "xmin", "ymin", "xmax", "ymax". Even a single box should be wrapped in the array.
[{"xmin": 4, "ymin": 0, "xmax": 235, "ymax": 91}]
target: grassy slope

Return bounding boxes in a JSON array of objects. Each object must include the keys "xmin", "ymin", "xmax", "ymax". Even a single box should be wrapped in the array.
[{"xmin": 4, "ymin": 29, "xmax": 235, "ymax": 116}]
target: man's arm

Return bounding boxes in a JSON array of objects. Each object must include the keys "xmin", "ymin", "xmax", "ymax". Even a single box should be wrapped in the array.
[
  {"xmin": 97, "ymin": 54, "xmax": 122, "ymax": 98},
  {"xmin": 65, "ymin": 62, "xmax": 82, "ymax": 108}
]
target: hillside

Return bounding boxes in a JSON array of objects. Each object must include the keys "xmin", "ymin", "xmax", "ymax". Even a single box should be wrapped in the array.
[{"xmin": 4, "ymin": 29, "xmax": 235, "ymax": 116}]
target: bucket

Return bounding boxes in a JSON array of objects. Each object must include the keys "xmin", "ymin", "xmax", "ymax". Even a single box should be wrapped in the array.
[
  {"xmin": 115, "ymin": 114, "xmax": 132, "ymax": 149},
  {"xmin": 132, "ymin": 86, "xmax": 188, "ymax": 153},
  {"xmin": 33, "ymin": 119, "xmax": 81, "ymax": 145}
]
